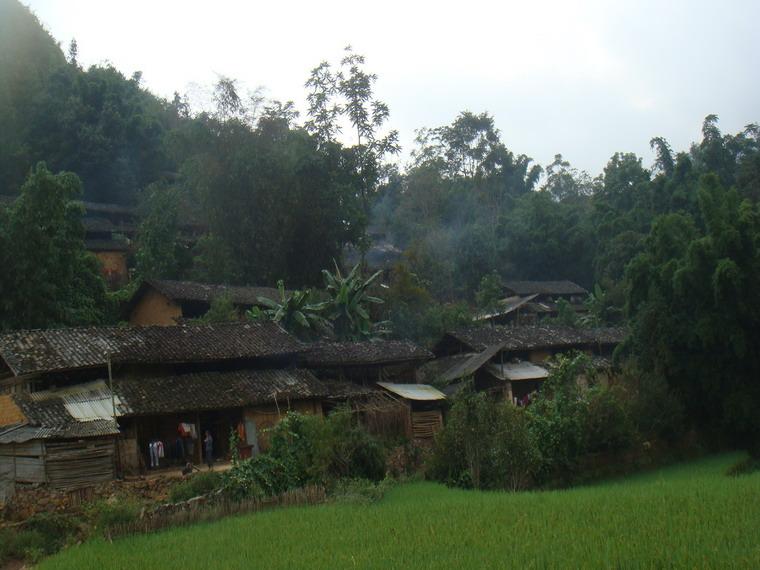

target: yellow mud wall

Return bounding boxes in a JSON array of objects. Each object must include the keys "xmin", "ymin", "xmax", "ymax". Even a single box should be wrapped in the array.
[{"xmin": 129, "ymin": 289, "xmax": 182, "ymax": 326}]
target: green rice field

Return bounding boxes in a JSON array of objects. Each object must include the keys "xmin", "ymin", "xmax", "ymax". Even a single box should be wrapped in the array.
[{"xmin": 41, "ymin": 454, "xmax": 760, "ymax": 569}]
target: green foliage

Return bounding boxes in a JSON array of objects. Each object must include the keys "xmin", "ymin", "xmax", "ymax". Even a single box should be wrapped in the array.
[
  {"xmin": 430, "ymin": 388, "xmax": 540, "ymax": 490},
  {"xmin": 224, "ymin": 410, "xmax": 386, "ymax": 499},
  {"xmin": 318, "ymin": 263, "xmax": 388, "ymax": 340},
  {"xmin": 625, "ymin": 173, "xmax": 760, "ymax": 449},
  {"xmin": 85, "ymin": 499, "xmax": 141, "ymax": 534},
  {"xmin": 194, "ymin": 293, "xmax": 238, "ymax": 323},
  {"xmin": 474, "ymin": 271, "xmax": 503, "ymax": 310},
  {"xmin": 135, "ymin": 183, "xmax": 191, "ymax": 280},
  {"xmin": 170, "ymin": 472, "xmax": 224, "ymax": 503},
  {"xmin": 247, "ymin": 281, "xmax": 328, "ymax": 339},
  {"xmin": 305, "ymin": 47, "xmax": 400, "ymax": 215},
  {"xmin": 189, "ymin": 234, "xmax": 240, "ymax": 284},
  {"xmin": 329, "ymin": 477, "xmax": 394, "ymax": 504},
  {"xmin": 526, "ymin": 354, "xmax": 591, "ymax": 485},
  {"xmin": 0, "ymin": 163, "xmax": 109, "ymax": 330},
  {"xmin": 583, "ymin": 385, "xmax": 636, "ymax": 454},
  {"xmin": 36, "ymin": 455, "xmax": 760, "ymax": 569},
  {"xmin": 24, "ymin": 511, "xmax": 80, "ymax": 553},
  {"xmin": 384, "ymin": 263, "xmax": 471, "ymax": 345},
  {"xmin": 725, "ymin": 455, "xmax": 760, "ymax": 477}
]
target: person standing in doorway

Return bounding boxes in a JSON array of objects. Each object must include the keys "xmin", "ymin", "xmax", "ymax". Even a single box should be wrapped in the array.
[{"xmin": 204, "ymin": 430, "xmax": 214, "ymax": 470}]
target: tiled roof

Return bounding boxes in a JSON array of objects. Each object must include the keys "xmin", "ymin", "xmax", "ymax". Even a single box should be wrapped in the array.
[
  {"xmin": 301, "ymin": 340, "xmax": 433, "ymax": 367},
  {"xmin": 442, "ymin": 326, "xmax": 626, "ymax": 353},
  {"xmin": 142, "ymin": 279, "xmax": 283, "ymax": 307},
  {"xmin": 417, "ymin": 353, "xmax": 475, "ymax": 385},
  {"xmin": 85, "ymin": 239, "xmax": 130, "ymax": 252},
  {"xmin": 110, "ymin": 322, "xmax": 303, "ymax": 364},
  {"xmin": 503, "ymin": 281, "xmax": 588, "ymax": 296},
  {"xmin": 0, "ymin": 323, "xmax": 302, "ymax": 376},
  {"xmin": 2, "ymin": 370, "xmax": 368, "ymax": 441},
  {"xmin": 115, "ymin": 368, "xmax": 329, "ymax": 416}
]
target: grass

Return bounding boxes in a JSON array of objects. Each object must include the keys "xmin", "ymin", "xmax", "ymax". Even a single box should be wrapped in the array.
[{"xmin": 40, "ymin": 454, "xmax": 760, "ymax": 569}]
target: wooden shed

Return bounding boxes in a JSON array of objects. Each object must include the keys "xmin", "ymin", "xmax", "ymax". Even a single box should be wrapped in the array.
[
  {"xmin": 376, "ymin": 382, "xmax": 446, "ymax": 439},
  {"xmin": 0, "ymin": 423, "xmax": 117, "ymax": 491}
]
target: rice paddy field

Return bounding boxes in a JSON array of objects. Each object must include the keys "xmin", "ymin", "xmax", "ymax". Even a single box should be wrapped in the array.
[{"xmin": 41, "ymin": 454, "xmax": 760, "ymax": 569}]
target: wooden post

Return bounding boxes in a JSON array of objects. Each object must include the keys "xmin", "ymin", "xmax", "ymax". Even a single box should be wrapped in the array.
[
  {"xmin": 195, "ymin": 413, "xmax": 202, "ymax": 465},
  {"xmin": 107, "ymin": 355, "xmax": 121, "ymax": 478}
]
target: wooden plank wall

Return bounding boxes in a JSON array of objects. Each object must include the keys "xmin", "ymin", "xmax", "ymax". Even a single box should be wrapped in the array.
[
  {"xmin": 45, "ymin": 439, "xmax": 115, "ymax": 490},
  {"xmin": 0, "ymin": 441, "xmax": 46, "ymax": 484},
  {"xmin": 411, "ymin": 410, "xmax": 443, "ymax": 439}
]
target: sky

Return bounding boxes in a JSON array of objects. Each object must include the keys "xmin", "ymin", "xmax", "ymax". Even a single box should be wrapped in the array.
[{"xmin": 23, "ymin": 0, "xmax": 760, "ymax": 176}]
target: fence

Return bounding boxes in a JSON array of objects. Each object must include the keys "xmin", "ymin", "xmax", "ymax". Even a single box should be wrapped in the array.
[{"xmin": 0, "ymin": 460, "xmax": 13, "ymax": 504}]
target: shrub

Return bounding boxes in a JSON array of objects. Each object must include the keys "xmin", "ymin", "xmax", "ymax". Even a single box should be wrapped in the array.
[
  {"xmin": 223, "ymin": 454, "xmax": 294, "ymax": 500},
  {"xmin": 429, "ymin": 388, "xmax": 540, "ymax": 491},
  {"xmin": 492, "ymin": 405, "xmax": 542, "ymax": 491},
  {"xmin": 330, "ymin": 477, "xmax": 395, "ymax": 504},
  {"xmin": 223, "ymin": 410, "xmax": 386, "ymax": 499},
  {"xmin": 9, "ymin": 529, "xmax": 48, "ymax": 563},
  {"xmin": 24, "ymin": 511, "xmax": 80, "ymax": 553},
  {"xmin": 170, "ymin": 471, "xmax": 224, "ymax": 503},
  {"xmin": 86, "ymin": 499, "xmax": 141, "ymax": 534},
  {"xmin": 626, "ymin": 368, "xmax": 685, "ymax": 443},
  {"xmin": 584, "ymin": 385, "xmax": 637, "ymax": 454},
  {"xmin": 726, "ymin": 456, "xmax": 760, "ymax": 477},
  {"xmin": 527, "ymin": 355, "xmax": 591, "ymax": 485}
]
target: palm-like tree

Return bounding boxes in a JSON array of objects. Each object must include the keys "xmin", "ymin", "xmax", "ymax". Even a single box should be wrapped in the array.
[
  {"xmin": 247, "ymin": 280, "xmax": 328, "ymax": 339},
  {"xmin": 317, "ymin": 262, "xmax": 389, "ymax": 340}
]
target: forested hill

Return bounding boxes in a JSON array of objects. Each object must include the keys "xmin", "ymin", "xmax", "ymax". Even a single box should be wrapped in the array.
[{"xmin": 0, "ymin": 1, "xmax": 168, "ymax": 204}]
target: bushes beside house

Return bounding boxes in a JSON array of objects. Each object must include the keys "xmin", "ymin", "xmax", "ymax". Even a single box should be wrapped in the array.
[
  {"xmin": 430, "ymin": 353, "xmax": 687, "ymax": 490},
  {"xmin": 223, "ymin": 409, "xmax": 386, "ymax": 499}
]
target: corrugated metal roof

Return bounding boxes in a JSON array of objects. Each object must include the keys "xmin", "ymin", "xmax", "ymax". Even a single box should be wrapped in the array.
[
  {"xmin": 28, "ymin": 380, "xmax": 129, "ymax": 420},
  {"xmin": 0, "ymin": 420, "xmax": 119, "ymax": 444},
  {"xmin": 488, "ymin": 361, "xmax": 549, "ymax": 381},
  {"xmin": 377, "ymin": 382, "xmax": 446, "ymax": 401}
]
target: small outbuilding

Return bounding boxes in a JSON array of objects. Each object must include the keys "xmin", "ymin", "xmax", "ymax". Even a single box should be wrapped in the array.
[{"xmin": 377, "ymin": 382, "xmax": 446, "ymax": 439}]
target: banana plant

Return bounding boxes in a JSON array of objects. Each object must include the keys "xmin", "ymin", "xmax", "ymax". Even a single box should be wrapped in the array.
[
  {"xmin": 247, "ymin": 280, "xmax": 329, "ymax": 339},
  {"xmin": 317, "ymin": 262, "xmax": 390, "ymax": 340}
]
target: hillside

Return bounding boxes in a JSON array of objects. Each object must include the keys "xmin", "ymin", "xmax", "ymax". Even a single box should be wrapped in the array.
[{"xmin": 40, "ymin": 455, "xmax": 760, "ymax": 569}]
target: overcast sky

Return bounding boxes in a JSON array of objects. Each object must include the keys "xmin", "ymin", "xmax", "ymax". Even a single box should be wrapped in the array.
[{"xmin": 24, "ymin": 0, "xmax": 760, "ymax": 176}]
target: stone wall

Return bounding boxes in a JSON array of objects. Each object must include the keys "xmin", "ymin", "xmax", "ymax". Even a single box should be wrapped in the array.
[{"xmin": 2, "ymin": 476, "xmax": 176, "ymax": 521}]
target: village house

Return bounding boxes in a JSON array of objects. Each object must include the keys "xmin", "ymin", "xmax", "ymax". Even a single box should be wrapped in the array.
[
  {"xmin": 424, "ymin": 325, "xmax": 625, "ymax": 404},
  {"xmin": 127, "ymin": 279, "xmax": 283, "ymax": 326},
  {"xmin": 0, "ymin": 322, "xmax": 365, "ymax": 495},
  {"xmin": 0, "ymin": 324, "xmax": 440, "ymax": 496},
  {"xmin": 301, "ymin": 340, "xmax": 445, "ymax": 439},
  {"xmin": 474, "ymin": 280, "xmax": 589, "ymax": 326},
  {"xmin": 82, "ymin": 201, "xmax": 206, "ymax": 289},
  {"xmin": 80, "ymin": 201, "xmax": 137, "ymax": 289}
]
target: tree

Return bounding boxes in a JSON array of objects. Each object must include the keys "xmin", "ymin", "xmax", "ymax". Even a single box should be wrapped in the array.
[
  {"xmin": 625, "ymin": 174, "xmax": 760, "ymax": 454},
  {"xmin": 134, "ymin": 183, "xmax": 190, "ymax": 280},
  {"xmin": 0, "ymin": 163, "xmax": 108, "ymax": 329},
  {"xmin": 195, "ymin": 293, "xmax": 238, "ymax": 323},
  {"xmin": 177, "ymin": 104, "xmax": 366, "ymax": 287},
  {"xmin": 475, "ymin": 271, "xmax": 504, "ymax": 310},
  {"xmin": 318, "ymin": 263, "xmax": 387, "ymax": 340},
  {"xmin": 541, "ymin": 154, "xmax": 595, "ymax": 202},
  {"xmin": 304, "ymin": 47, "xmax": 400, "ymax": 215}
]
